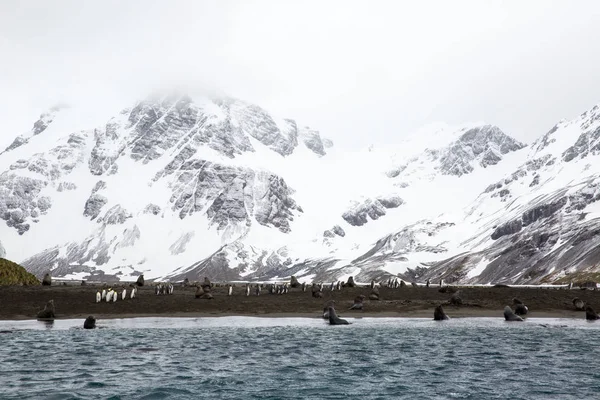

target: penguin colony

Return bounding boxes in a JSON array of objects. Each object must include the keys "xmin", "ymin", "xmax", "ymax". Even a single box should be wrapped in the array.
[{"xmin": 69, "ymin": 274, "xmax": 600, "ymax": 327}]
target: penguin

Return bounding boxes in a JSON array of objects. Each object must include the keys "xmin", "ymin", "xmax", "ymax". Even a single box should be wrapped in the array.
[
  {"xmin": 371, "ymin": 280, "xmax": 375, "ymax": 289},
  {"xmin": 112, "ymin": 291, "xmax": 118, "ymax": 302},
  {"xmin": 105, "ymin": 289, "xmax": 113, "ymax": 302},
  {"xmin": 155, "ymin": 285, "xmax": 160, "ymax": 295},
  {"xmin": 130, "ymin": 286, "xmax": 136, "ymax": 299},
  {"xmin": 101, "ymin": 289, "xmax": 107, "ymax": 301},
  {"xmin": 283, "ymin": 283, "xmax": 289, "ymax": 294},
  {"xmin": 319, "ymin": 282, "xmax": 323, "ymax": 291},
  {"xmin": 168, "ymin": 283, "xmax": 174, "ymax": 294},
  {"xmin": 96, "ymin": 291, "xmax": 101, "ymax": 303},
  {"xmin": 121, "ymin": 288, "xmax": 127, "ymax": 300},
  {"xmin": 228, "ymin": 285, "xmax": 233, "ymax": 296},
  {"xmin": 336, "ymin": 281, "xmax": 341, "ymax": 291},
  {"xmin": 245, "ymin": 284, "xmax": 250, "ymax": 296},
  {"xmin": 440, "ymin": 279, "xmax": 445, "ymax": 287},
  {"xmin": 426, "ymin": 278, "xmax": 431, "ymax": 288},
  {"xmin": 255, "ymin": 285, "xmax": 261, "ymax": 296},
  {"xmin": 330, "ymin": 282, "xmax": 335, "ymax": 291},
  {"xmin": 302, "ymin": 282, "xmax": 307, "ymax": 292}
]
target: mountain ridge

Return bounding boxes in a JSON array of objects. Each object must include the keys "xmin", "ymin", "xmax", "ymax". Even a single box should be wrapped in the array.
[{"xmin": 2, "ymin": 93, "xmax": 600, "ymax": 284}]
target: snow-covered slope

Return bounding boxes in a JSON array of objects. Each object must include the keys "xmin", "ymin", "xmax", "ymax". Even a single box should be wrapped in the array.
[{"xmin": 2, "ymin": 94, "xmax": 600, "ymax": 284}]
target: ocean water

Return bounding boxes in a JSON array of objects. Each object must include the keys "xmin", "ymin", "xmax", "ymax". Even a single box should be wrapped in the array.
[{"xmin": 1, "ymin": 317, "xmax": 599, "ymax": 399}]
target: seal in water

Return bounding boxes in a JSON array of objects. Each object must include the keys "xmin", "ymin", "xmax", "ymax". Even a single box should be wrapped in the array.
[
  {"xmin": 585, "ymin": 305, "xmax": 600, "ymax": 320},
  {"xmin": 504, "ymin": 305, "xmax": 524, "ymax": 321},
  {"xmin": 83, "ymin": 316, "xmax": 96, "ymax": 329},
  {"xmin": 434, "ymin": 305, "xmax": 449, "ymax": 320},
  {"xmin": 37, "ymin": 300, "xmax": 56, "ymax": 320},
  {"xmin": 327, "ymin": 306, "xmax": 349, "ymax": 325},
  {"xmin": 513, "ymin": 298, "xmax": 528, "ymax": 315}
]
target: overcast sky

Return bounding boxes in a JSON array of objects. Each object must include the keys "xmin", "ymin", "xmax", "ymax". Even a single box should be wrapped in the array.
[{"xmin": 1, "ymin": 0, "xmax": 600, "ymax": 150}]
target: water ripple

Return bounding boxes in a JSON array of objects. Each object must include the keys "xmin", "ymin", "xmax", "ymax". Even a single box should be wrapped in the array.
[{"xmin": 1, "ymin": 317, "xmax": 600, "ymax": 399}]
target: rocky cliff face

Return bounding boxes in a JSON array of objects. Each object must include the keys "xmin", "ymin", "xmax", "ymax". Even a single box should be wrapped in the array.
[{"xmin": 3, "ymin": 94, "xmax": 600, "ymax": 285}]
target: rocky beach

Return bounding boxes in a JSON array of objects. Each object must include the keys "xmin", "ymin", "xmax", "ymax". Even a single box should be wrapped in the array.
[{"xmin": 2, "ymin": 282, "xmax": 599, "ymax": 321}]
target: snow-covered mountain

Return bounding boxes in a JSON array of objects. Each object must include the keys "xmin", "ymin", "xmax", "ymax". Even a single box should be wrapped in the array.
[{"xmin": 2, "ymin": 93, "xmax": 600, "ymax": 284}]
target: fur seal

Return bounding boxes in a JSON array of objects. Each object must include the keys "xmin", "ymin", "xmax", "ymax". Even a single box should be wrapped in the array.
[
  {"xmin": 573, "ymin": 298, "xmax": 585, "ymax": 311},
  {"xmin": 136, "ymin": 274, "xmax": 144, "ymax": 287},
  {"xmin": 42, "ymin": 273, "xmax": 52, "ymax": 286},
  {"xmin": 327, "ymin": 306, "xmax": 350, "ymax": 325},
  {"xmin": 346, "ymin": 276, "xmax": 356, "ymax": 288},
  {"xmin": 349, "ymin": 295, "xmax": 365, "ymax": 310},
  {"xmin": 369, "ymin": 286, "xmax": 380, "ymax": 301},
  {"xmin": 434, "ymin": 305, "xmax": 449, "ymax": 320},
  {"xmin": 323, "ymin": 300, "xmax": 336, "ymax": 319},
  {"xmin": 585, "ymin": 305, "xmax": 600, "ymax": 320},
  {"xmin": 195, "ymin": 286, "xmax": 213, "ymax": 299},
  {"xmin": 449, "ymin": 291, "xmax": 462, "ymax": 306},
  {"xmin": 83, "ymin": 316, "xmax": 96, "ymax": 329},
  {"xmin": 36, "ymin": 300, "xmax": 56, "ymax": 320},
  {"xmin": 504, "ymin": 306, "xmax": 524, "ymax": 322},
  {"xmin": 513, "ymin": 298, "xmax": 528, "ymax": 315},
  {"xmin": 290, "ymin": 276, "xmax": 301, "ymax": 288}
]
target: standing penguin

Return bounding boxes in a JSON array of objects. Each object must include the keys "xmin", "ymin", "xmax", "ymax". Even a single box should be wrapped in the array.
[
  {"xmin": 121, "ymin": 288, "xmax": 127, "ymax": 300},
  {"xmin": 255, "ymin": 284, "xmax": 261, "ymax": 296},
  {"xmin": 130, "ymin": 286, "xmax": 136, "ymax": 299},
  {"xmin": 228, "ymin": 285, "xmax": 233, "ymax": 296},
  {"xmin": 245, "ymin": 284, "xmax": 250, "ymax": 296},
  {"xmin": 95, "ymin": 291, "xmax": 101, "ymax": 303},
  {"xmin": 101, "ymin": 289, "xmax": 107, "ymax": 301}
]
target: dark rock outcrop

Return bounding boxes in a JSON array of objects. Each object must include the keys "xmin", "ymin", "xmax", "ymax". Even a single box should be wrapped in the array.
[{"xmin": 342, "ymin": 196, "xmax": 404, "ymax": 226}]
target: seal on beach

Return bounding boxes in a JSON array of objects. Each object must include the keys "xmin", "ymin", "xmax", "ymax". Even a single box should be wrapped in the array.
[
  {"xmin": 290, "ymin": 276, "xmax": 301, "ymax": 288},
  {"xmin": 136, "ymin": 274, "xmax": 144, "ymax": 287},
  {"xmin": 504, "ymin": 306, "xmax": 524, "ymax": 322},
  {"xmin": 83, "ymin": 316, "xmax": 96, "ymax": 329},
  {"xmin": 42, "ymin": 273, "xmax": 52, "ymax": 286},
  {"xmin": 349, "ymin": 295, "xmax": 365, "ymax": 310},
  {"xmin": 369, "ymin": 286, "xmax": 380, "ymax": 301},
  {"xmin": 195, "ymin": 286, "xmax": 213, "ymax": 299},
  {"xmin": 327, "ymin": 306, "xmax": 350, "ymax": 325},
  {"xmin": 323, "ymin": 300, "xmax": 336, "ymax": 319},
  {"xmin": 513, "ymin": 298, "xmax": 528, "ymax": 315},
  {"xmin": 434, "ymin": 305, "xmax": 450, "ymax": 320},
  {"xmin": 449, "ymin": 291, "xmax": 462, "ymax": 306},
  {"xmin": 346, "ymin": 276, "xmax": 356, "ymax": 288},
  {"xmin": 573, "ymin": 298, "xmax": 585, "ymax": 311},
  {"xmin": 36, "ymin": 300, "xmax": 55, "ymax": 320},
  {"xmin": 585, "ymin": 305, "xmax": 600, "ymax": 320}
]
